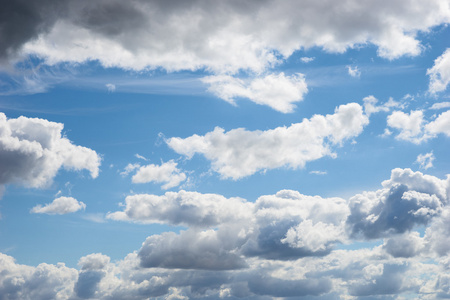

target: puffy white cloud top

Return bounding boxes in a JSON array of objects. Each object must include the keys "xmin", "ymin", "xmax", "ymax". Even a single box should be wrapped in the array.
[{"xmin": 0, "ymin": 113, "xmax": 101, "ymax": 188}]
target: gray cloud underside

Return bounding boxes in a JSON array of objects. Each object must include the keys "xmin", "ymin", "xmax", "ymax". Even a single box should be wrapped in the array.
[{"xmin": 2, "ymin": 0, "xmax": 450, "ymax": 71}]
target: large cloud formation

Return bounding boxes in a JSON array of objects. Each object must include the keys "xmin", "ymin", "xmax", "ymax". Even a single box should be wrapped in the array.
[
  {"xmin": 2, "ymin": 0, "xmax": 448, "ymax": 71},
  {"xmin": 3, "ymin": 168, "xmax": 450, "ymax": 299},
  {"xmin": 0, "ymin": 113, "xmax": 100, "ymax": 188},
  {"xmin": 167, "ymin": 102, "xmax": 368, "ymax": 179}
]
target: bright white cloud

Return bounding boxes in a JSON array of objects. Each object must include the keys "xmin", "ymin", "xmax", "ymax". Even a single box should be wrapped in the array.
[
  {"xmin": 387, "ymin": 109, "xmax": 450, "ymax": 143},
  {"xmin": 300, "ymin": 56, "xmax": 315, "ymax": 63},
  {"xmin": 347, "ymin": 65, "xmax": 361, "ymax": 78},
  {"xmin": 387, "ymin": 110, "xmax": 431, "ymax": 144},
  {"xmin": 16, "ymin": 0, "xmax": 450, "ymax": 74},
  {"xmin": 426, "ymin": 110, "xmax": 450, "ymax": 137},
  {"xmin": 202, "ymin": 72, "xmax": 308, "ymax": 113},
  {"xmin": 131, "ymin": 160, "xmax": 186, "ymax": 190},
  {"xmin": 428, "ymin": 48, "xmax": 450, "ymax": 94},
  {"xmin": 167, "ymin": 103, "xmax": 369, "ymax": 179},
  {"xmin": 31, "ymin": 197, "xmax": 86, "ymax": 215},
  {"xmin": 0, "ymin": 113, "xmax": 100, "ymax": 188},
  {"xmin": 106, "ymin": 190, "xmax": 252, "ymax": 227},
  {"xmin": 416, "ymin": 152, "xmax": 435, "ymax": 170}
]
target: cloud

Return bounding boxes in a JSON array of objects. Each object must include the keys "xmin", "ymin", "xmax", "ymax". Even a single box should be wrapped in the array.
[
  {"xmin": 2, "ymin": 168, "xmax": 450, "ymax": 298},
  {"xmin": 387, "ymin": 110, "xmax": 431, "ymax": 144},
  {"xmin": 106, "ymin": 190, "xmax": 252, "ymax": 227},
  {"xmin": 131, "ymin": 160, "xmax": 186, "ymax": 190},
  {"xmin": 386, "ymin": 109, "xmax": 450, "ymax": 143},
  {"xmin": 0, "ymin": 113, "xmax": 100, "ymax": 188},
  {"xmin": 347, "ymin": 168, "xmax": 447, "ymax": 239},
  {"xmin": 427, "ymin": 48, "xmax": 450, "ymax": 94},
  {"xmin": 202, "ymin": 72, "xmax": 308, "ymax": 113},
  {"xmin": 416, "ymin": 152, "xmax": 435, "ymax": 170},
  {"xmin": 30, "ymin": 196, "xmax": 86, "ymax": 215},
  {"xmin": 347, "ymin": 65, "xmax": 361, "ymax": 78},
  {"xmin": 309, "ymin": 170, "xmax": 327, "ymax": 175},
  {"xmin": 300, "ymin": 56, "xmax": 315, "ymax": 63},
  {"xmin": 167, "ymin": 102, "xmax": 369, "ymax": 179},
  {"xmin": 430, "ymin": 102, "xmax": 450, "ymax": 110},
  {"xmin": 0, "ymin": 0, "xmax": 447, "ymax": 73},
  {"xmin": 105, "ymin": 83, "xmax": 116, "ymax": 92},
  {"xmin": 138, "ymin": 229, "xmax": 248, "ymax": 270}
]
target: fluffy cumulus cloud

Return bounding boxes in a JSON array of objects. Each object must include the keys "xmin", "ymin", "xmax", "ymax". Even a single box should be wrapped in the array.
[
  {"xmin": 130, "ymin": 160, "xmax": 186, "ymax": 190},
  {"xmin": 2, "ymin": 168, "xmax": 450, "ymax": 298},
  {"xmin": 167, "ymin": 102, "xmax": 369, "ymax": 179},
  {"xmin": 0, "ymin": 113, "xmax": 100, "ymax": 188},
  {"xmin": 347, "ymin": 168, "xmax": 448, "ymax": 239},
  {"xmin": 428, "ymin": 48, "xmax": 450, "ymax": 94},
  {"xmin": 387, "ymin": 109, "xmax": 450, "ymax": 143},
  {"xmin": 202, "ymin": 72, "xmax": 308, "ymax": 113},
  {"xmin": 1, "ymin": 0, "xmax": 445, "ymax": 72},
  {"xmin": 31, "ymin": 196, "xmax": 86, "ymax": 215}
]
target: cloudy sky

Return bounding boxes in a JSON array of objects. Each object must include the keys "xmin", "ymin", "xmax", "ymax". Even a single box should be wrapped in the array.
[{"xmin": 1, "ymin": 0, "xmax": 450, "ymax": 299}]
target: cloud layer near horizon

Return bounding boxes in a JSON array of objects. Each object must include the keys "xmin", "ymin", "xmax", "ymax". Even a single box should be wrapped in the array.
[{"xmin": 3, "ymin": 168, "xmax": 450, "ymax": 299}]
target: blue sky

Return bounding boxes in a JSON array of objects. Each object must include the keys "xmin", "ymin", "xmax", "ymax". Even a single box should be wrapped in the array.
[{"xmin": 1, "ymin": 1, "xmax": 450, "ymax": 299}]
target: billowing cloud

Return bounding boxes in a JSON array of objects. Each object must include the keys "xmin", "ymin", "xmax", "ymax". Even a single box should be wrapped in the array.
[
  {"xmin": 387, "ymin": 109, "xmax": 450, "ymax": 143},
  {"xmin": 0, "ymin": 0, "xmax": 447, "ymax": 72},
  {"xmin": 106, "ymin": 190, "xmax": 252, "ymax": 227},
  {"xmin": 202, "ymin": 72, "xmax": 308, "ymax": 113},
  {"xmin": 131, "ymin": 160, "xmax": 186, "ymax": 190},
  {"xmin": 31, "ymin": 196, "xmax": 86, "ymax": 215},
  {"xmin": 428, "ymin": 48, "xmax": 450, "ymax": 94},
  {"xmin": 167, "ymin": 102, "xmax": 368, "ymax": 179},
  {"xmin": 2, "ymin": 167, "xmax": 450, "ymax": 298},
  {"xmin": 0, "ymin": 113, "xmax": 100, "ymax": 188},
  {"xmin": 347, "ymin": 168, "xmax": 447, "ymax": 239}
]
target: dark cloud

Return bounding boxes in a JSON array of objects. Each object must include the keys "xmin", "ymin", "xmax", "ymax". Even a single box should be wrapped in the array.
[
  {"xmin": 138, "ymin": 230, "xmax": 248, "ymax": 270},
  {"xmin": 0, "ymin": 0, "xmax": 66, "ymax": 63},
  {"xmin": 74, "ymin": 270, "xmax": 105, "ymax": 299},
  {"xmin": 347, "ymin": 184, "xmax": 442, "ymax": 239},
  {"xmin": 348, "ymin": 264, "xmax": 407, "ymax": 297}
]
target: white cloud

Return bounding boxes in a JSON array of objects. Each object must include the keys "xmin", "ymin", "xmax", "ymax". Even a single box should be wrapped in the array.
[
  {"xmin": 120, "ymin": 163, "xmax": 140, "ymax": 177},
  {"xmin": 14, "ymin": 0, "xmax": 450, "ymax": 74},
  {"xmin": 386, "ymin": 109, "xmax": 450, "ymax": 143},
  {"xmin": 427, "ymin": 48, "xmax": 450, "ymax": 94},
  {"xmin": 426, "ymin": 110, "xmax": 450, "ymax": 137},
  {"xmin": 202, "ymin": 72, "xmax": 308, "ymax": 113},
  {"xmin": 31, "ymin": 197, "xmax": 86, "ymax": 215},
  {"xmin": 105, "ymin": 83, "xmax": 116, "ymax": 92},
  {"xmin": 167, "ymin": 102, "xmax": 369, "ymax": 179},
  {"xmin": 387, "ymin": 110, "xmax": 431, "ymax": 144},
  {"xmin": 430, "ymin": 102, "xmax": 450, "ymax": 110},
  {"xmin": 347, "ymin": 65, "xmax": 361, "ymax": 78},
  {"xmin": 309, "ymin": 170, "xmax": 327, "ymax": 175},
  {"xmin": 416, "ymin": 152, "xmax": 435, "ymax": 170},
  {"xmin": 300, "ymin": 56, "xmax": 315, "ymax": 63},
  {"xmin": 106, "ymin": 190, "xmax": 252, "ymax": 227},
  {"xmin": 131, "ymin": 160, "xmax": 186, "ymax": 190},
  {"xmin": 0, "ymin": 113, "xmax": 100, "ymax": 188}
]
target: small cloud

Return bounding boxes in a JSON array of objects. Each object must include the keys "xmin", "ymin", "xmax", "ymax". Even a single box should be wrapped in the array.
[
  {"xmin": 300, "ymin": 57, "xmax": 315, "ymax": 63},
  {"xmin": 31, "ymin": 197, "xmax": 86, "ymax": 215},
  {"xmin": 106, "ymin": 83, "xmax": 116, "ymax": 92},
  {"xmin": 132, "ymin": 160, "xmax": 186, "ymax": 190},
  {"xmin": 416, "ymin": 152, "xmax": 435, "ymax": 170},
  {"xmin": 380, "ymin": 128, "xmax": 393, "ymax": 137},
  {"xmin": 120, "ymin": 163, "xmax": 140, "ymax": 177},
  {"xmin": 430, "ymin": 102, "xmax": 450, "ymax": 110},
  {"xmin": 309, "ymin": 170, "xmax": 327, "ymax": 175},
  {"xmin": 135, "ymin": 153, "xmax": 148, "ymax": 161},
  {"xmin": 82, "ymin": 213, "xmax": 106, "ymax": 223},
  {"xmin": 347, "ymin": 65, "xmax": 361, "ymax": 78}
]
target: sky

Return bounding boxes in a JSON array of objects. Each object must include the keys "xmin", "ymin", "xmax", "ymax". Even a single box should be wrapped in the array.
[{"xmin": 1, "ymin": 0, "xmax": 450, "ymax": 299}]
